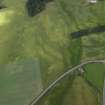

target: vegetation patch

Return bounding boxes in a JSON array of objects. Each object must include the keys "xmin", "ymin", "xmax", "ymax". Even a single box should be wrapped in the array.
[
  {"xmin": 0, "ymin": 10, "xmax": 13, "ymax": 26},
  {"xmin": 0, "ymin": 59, "xmax": 43, "ymax": 105},
  {"xmin": 84, "ymin": 63, "xmax": 105, "ymax": 91},
  {"xmin": 62, "ymin": 76, "xmax": 98, "ymax": 105}
]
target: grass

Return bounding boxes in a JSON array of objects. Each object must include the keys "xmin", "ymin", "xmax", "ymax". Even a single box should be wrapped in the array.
[
  {"xmin": 62, "ymin": 76, "xmax": 98, "ymax": 105},
  {"xmin": 84, "ymin": 63, "xmax": 105, "ymax": 91},
  {"xmin": 0, "ymin": 0, "xmax": 82, "ymax": 105},
  {"xmin": 0, "ymin": 9, "xmax": 13, "ymax": 26},
  {"xmin": 0, "ymin": 0, "xmax": 105, "ymax": 105},
  {"xmin": 0, "ymin": 59, "xmax": 43, "ymax": 105},
  {"xmin": 0, "ymin": 0, "xmax": 82, "ymax": 87},
  {"xmin": 35, "ymin": 76, "xmax": 99, "ymax": 105}
]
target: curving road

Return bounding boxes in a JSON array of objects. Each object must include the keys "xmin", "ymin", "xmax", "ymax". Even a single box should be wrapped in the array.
[{"xmin": 29, "ymin": 60, "xmax": 105, "ymax": 105}]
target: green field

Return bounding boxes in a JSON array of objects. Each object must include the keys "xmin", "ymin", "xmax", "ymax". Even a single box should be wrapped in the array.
[
  {"xmin": 0, "ymin": 0, "xmax": 105, "ymax": 105},
  {"xmin": 36, "ymin": 76, "xmax": 99, "ymax": 105},
  {"xmin": 62, "ymin": 76, "xmax": 98, "ymax": 105},
  {"xmin": 0, "ymin": 59, "xmax": 43, "ymax": 105},
  {"xmin": 84, "ymin": 64, "xmax": 105, "ymax": 91},
  {"xmin": 0, "ymin": 0, "xmax": 81, "ymax": 104}
]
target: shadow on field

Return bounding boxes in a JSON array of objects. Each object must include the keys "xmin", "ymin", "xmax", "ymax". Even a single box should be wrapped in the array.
[
  {"xmin": 71, "ymin": 25, "xmax": 105, "ymax": 38},
  {"xmin": 26, "ymin": 0, "xmax": 53, "ymax": 17}
]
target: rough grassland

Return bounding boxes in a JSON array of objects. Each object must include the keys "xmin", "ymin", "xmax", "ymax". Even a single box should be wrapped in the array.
[
  {"xmin": 0, "ymin": 0, "xmax": 105, "ymax": 105},
  {"xmin": 62, "ymin": 76, "xmax": 98, "ymax": 105}
]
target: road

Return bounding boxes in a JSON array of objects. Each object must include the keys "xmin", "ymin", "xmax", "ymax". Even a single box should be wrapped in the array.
[{"xmin": 29, "ymin": 60, "xmax": 105, "ymax": 105}]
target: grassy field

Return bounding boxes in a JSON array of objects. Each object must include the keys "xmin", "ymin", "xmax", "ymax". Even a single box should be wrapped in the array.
[
  {"xmin": 62, "ymin": 76, "xmax": 98, "ymax": 105},
  {"xmin": 0, "ymin": 59, "xmax": 43, "ymax": 105},
  {"xmin": 0, "ymin": 0, "xmax": 105, "ymax": 105},
  {"xmin": 84, "ymin": 64, "xmax": 105, "ymax": 91},
  {"xmin": 36, "ymin": 76, "xmax": 99, "ymax": 105},
  {"xmin": 0, "ymin": 0, "xmax": 82, "ymax": 87},
  {"xmin": 0, "ymin": 0, "xmax": 82, "ymax": 105}
]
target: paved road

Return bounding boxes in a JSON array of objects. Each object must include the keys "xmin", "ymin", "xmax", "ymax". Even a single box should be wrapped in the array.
[{"xmin": 29, "ymin": 60, "xmax": 105, "ymax": 105}]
